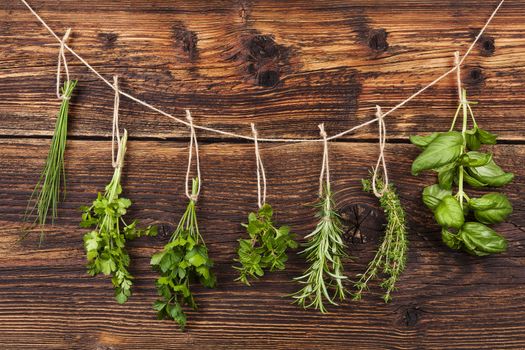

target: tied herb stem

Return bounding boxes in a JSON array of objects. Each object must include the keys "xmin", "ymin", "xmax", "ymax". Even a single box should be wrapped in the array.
[
  {"xmin": 292, "ymin": 186, "xmax": 347, "ymax": 313},
  {"xmin": 410, "ymin": 89, "xmax": 513, "ymax": 256},
  {"xmin": 354, "ymin": 176, "xmax": 408, "ymax": 302},
  {"xmin": 81, "ymin": 130, "xmax": 158, "ymax": 304},
  {"xmin": 151, "ymin": 178, "xmax": 216, "ymax": 330},
  {"xmin": 26, "ymin": 80, "xmax": 77, "ymax": 240}
]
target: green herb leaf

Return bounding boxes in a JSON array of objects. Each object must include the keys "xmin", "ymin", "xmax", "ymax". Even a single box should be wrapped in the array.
[
  {"xmin": 467, "ymin": 158, "xmax": 514, "ymax": 187},
  {"xmin": 459, "ymin": 222, "xmax": 507, "ymax": 256},
  {"xmin": 460, "ymin": 151, "xmax": 492, "ymax": 167},
  {"xmin": 434, "ymin": 195, "xmax": 464, "ymax": 229},
  {"xmin": 441, "ymin": 229, "xmax": 462, "ymax": 250},
  {"xmin": 470, "ymin": 193, "xmax": 513, "ymax": 224},
  {"xmin": 411, "ymin": 131, "xmax": 463, "ymax": 175},
  {"xmin": 409, "ymin": 132, "xmax": 440, "ymax": 148},
  {"xmin": 422, "ymin": 184, "xmax": 452, "ymax": 211}
]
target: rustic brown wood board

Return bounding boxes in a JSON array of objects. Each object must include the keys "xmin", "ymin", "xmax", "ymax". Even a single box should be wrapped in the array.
[{"xmin": 1, "ymin": 0, "xmax": 524, "ymax": 349}]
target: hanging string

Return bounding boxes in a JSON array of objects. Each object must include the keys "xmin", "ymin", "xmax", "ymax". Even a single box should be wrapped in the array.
[
  {"xmin": 454, "ymin": 51, "xmax": 463, "ymax": 101},
  {"xmin": 56, "ymin": 28, "xmax": 71, "ymax": 100},
  {"xmin": 318, "ymin": 123, "xmax": 330, "ymax": 197},
  {"xmin": 251, "ymin": 123, "xmax": 267, "ymax": 208},
  {"xmin": 19, "ymin": 0, "xmax": 506, "ymax": 143},
  {"xmin": 111, "ymin": 75, "xmax": 123, "ymax": 168},
  {"xmin": 185, "ymin": 110, "xmax": 201, "ymax": 201},
  {"xmin": 371, "ymin": 105, "xmax": 389, "ymax": 198}
]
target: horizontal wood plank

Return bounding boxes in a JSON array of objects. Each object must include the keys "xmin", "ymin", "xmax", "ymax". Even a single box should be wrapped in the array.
[
  {"xmin": 0, "ymin": 139, "xmax": 523, "ymax": 349},
  {"xmin": 1, "ymin": 0, "xmax": 525, "ymax": 140}
]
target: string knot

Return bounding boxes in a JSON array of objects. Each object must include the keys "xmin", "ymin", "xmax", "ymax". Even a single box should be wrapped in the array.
[
  {"xmin": 371, "ymin": 105, "xmax": 389, "ymax": 198},
  {"xmin": 56, "ymin": 28, "xmax": 72, "ymax": 100},
  {"xmin": 318, "ymin": 123, "xmax": 330, "ymax": 197},
  {"xmin": 185, "ymin": 110, "xmax": 202, "ymax": 201},
  {"xmin": 111, "ymin": 75, "xmax": 123, "ymax": 169},
  {"xmin": 251, "ymin": 123, "xmax": 267, "ymax": 208}
]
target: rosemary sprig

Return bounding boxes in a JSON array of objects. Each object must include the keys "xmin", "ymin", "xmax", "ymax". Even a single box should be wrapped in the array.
[
  {"xmin": 81, "ymin": 130, "xmax": 158, "ymax": 304},
  {"xmin": 292, "ymin": 186, "xmax": 348, "ymax": 313},
  {"xmin": 151, "ymin": 178, "xmax": 216, "ymax": 330},
  {"xmin": 26, "ymin": 80, "xmax": 77, "ymax": 239},
  {"xmin": 354, "ymin": 176, "xmax": 408, "ymax": 303}
]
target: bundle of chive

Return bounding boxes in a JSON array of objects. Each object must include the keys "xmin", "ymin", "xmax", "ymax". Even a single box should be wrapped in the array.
[{"xmin": 26, "ymin": 80, "xmax": 77, "ymax": 241}]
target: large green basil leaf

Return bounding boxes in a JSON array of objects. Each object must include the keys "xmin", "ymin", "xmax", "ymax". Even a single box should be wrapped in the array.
[
  {"xmin": 465, "ymin": 128, "xmax": 481, "ymax": 151},
  {"xmin": 411, "ymin": 131, "xmax": 463, "ymax": 175},
  {"xmin": 460, "ymin": 151, "xmax": 492, "ymax": 167},
  {"xmin": 459, "ymin": 222, "xmax": 507, "ymax": 256},
  {"xmin": 441, "ymin": 229, "xmax": 462, "ymax": 250},
  {"xmin": 477, "ymin": 128, "xmax": 497, "ymax": 145},
  {"xmin": 467, "ymin": 158, "xmax": 514, "ymax": 187},
  {"xmin": 434, "ymin": 195, "xmax": 464, "ymax": 229},
  {"xmin": 463, "ymin": 170, "xmax": 488, "ymax": 188},
  {"xmin": 410, "ymin": 132, "xmax": 440, "ymax": 148},
  {"xmin": 470, "ymin": 193, "xmax": 513, "ymax": 224},
  {"xmin": 436, "ymin": 163, "xmax": 457, "ymax": 190},
  {"xmin": 422, "ymin": 184, "xmax": 452, "ymax": 211}
]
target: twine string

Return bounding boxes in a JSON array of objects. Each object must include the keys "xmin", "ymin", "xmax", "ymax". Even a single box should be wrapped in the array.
[
  {"xmin": 111, "ymin": 75, "xmax": 122, "ymax": 168},
  {"xmin": 19, "ymin": 0, "xmax": 506, "ymax": 143},
  {"xmin": 318, "ymin": 123, "xmax": 330, "ymax": 197},
  {"xmin": 56, "ymin": 28, "xmax": 71, "ymax": 100},
  {"xmin": 185, "ymin": 110, "xmax": 201, "ymax": 201},
  {"xmin": 371, "ymin": 105, "xmax": 389, "ymax": 198},
  {"xmin": 251, "ymin": 123, "xmax": 267, "ymax": 208},
  {"xmin": 454, "ymin": 51, "xmax": 463, "ymax": 101}
]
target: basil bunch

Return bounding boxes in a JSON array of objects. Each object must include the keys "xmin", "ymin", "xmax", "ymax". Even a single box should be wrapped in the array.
[{"xmin": 411, "ymin": 89, "xmax": 513, "ymax": 256}]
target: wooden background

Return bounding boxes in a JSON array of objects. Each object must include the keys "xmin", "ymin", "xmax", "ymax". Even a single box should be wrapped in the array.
[{"xmin": 1, "ymin": 0, "xmax": 524, "ymax": 349}]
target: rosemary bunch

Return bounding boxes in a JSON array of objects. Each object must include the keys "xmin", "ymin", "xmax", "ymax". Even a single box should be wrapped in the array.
[
  {"xmin": 81, "ymin": 130, "xmax": 158, "ymax": 304},
  {"xmin": 27, "ymin": 80, "xmax": 77, "ymax": 237},
  {"xmin": 151, "ymin": 178, "xmax": 216, "ymax": 330},
  {"xmin": 292, "ymin": 186, "xmax": 348, "ymax": 313},
  {"xmin": 354, "ymin": 176, "xmax": 408, "ymax": 303}
]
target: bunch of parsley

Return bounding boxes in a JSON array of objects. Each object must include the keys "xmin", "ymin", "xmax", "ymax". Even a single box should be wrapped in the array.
[{"xmin": 81, "ymin": 130, "xmax": 157, "ymax": 304}]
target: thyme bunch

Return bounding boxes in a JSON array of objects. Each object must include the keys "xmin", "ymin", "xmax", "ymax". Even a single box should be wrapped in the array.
[
  {"xmin": 292, "ymin": 186, "xmax": 348, "ymax": 313},
  {"xmin": 353, "ymin": 176, "xmax": 408, "ymax": 302},
  {"xmin": 27, "ymin": 80, "xmax": 77, "ymax": 239}
]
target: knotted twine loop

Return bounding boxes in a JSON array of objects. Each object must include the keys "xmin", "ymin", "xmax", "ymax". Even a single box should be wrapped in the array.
[
  {"xmin": 318, "ymin": 123, "xmax": 330, "ymax": 198},
  {"xmin": 56, "ymin": 28, "xmax": 71, "ymax": 100},
  {"xmin": 454, "ymin": 51, "xmax": 464, "ymax": 103},
  {"xmin": 251, "ymin": 123, "xmax": 267, "ymax": 209},
  {"xmin": 111, "ymin": 75, "xmax": 123, "ymax": 169},
  {"xmin": 185, "ymin": 110, "xmax": 201, "ymax": 202},
  {"xmin": 371, "ymin": 105, "xmax": 389, "ymax": 198}
]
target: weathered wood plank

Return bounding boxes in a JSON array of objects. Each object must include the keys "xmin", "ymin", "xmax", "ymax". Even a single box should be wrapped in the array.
[
  {"xmin": 0, "ymin": 139, "xmax": 523, "ymax": 349},
  {"xmin": 1, "ymin": 0, "xmax": 525, "ymax": 140}
]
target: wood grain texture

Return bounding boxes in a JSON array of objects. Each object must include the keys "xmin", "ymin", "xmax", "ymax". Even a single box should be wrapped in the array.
[
  {"xmin": 0, "ymin": 140, "xmax": 524, "ymax": 349},
  {"xmin": 1, "ymin": 0, "xmax": 525, "ymax": 140},
  {"xmin": 1, "ymin": 0, "xmax": 525, "ymax": 349}
]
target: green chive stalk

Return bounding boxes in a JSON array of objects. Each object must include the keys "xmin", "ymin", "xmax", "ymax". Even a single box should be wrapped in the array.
[{"xmin": 26, "ymin": 80, "xmax": 77, "ymax": 237}]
